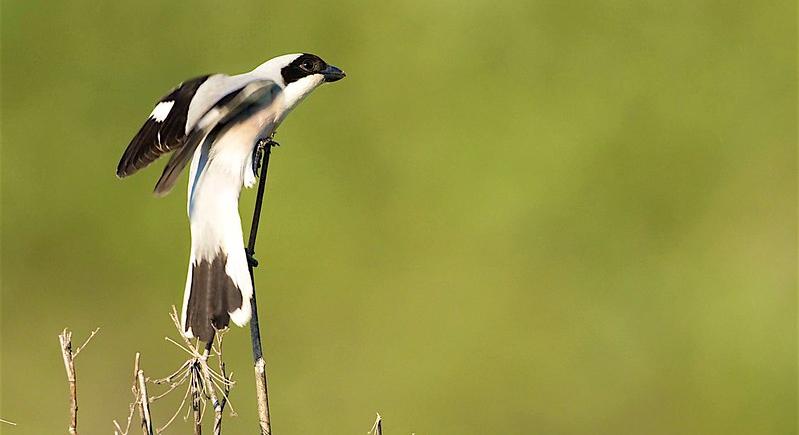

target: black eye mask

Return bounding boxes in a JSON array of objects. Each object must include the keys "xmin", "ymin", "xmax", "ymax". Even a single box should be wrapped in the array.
[{"xmin": 281, "ymin": 53, "xmax": 327, "ymax": 85}]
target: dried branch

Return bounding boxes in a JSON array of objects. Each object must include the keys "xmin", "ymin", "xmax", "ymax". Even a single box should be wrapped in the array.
[
  {"xmin": 110, "ymin": 307, "xmax": 260, "ymax": 435},
  {"xmin": 58, "ymin": 330, "xmax": 78, "ymax": 435},
  {"xmin": 155, "ymin": 375, "xmax": 192, "ymax": 433},
  {"xmin": 113, "ymin": 353, "xmax": 154, "ymax": 435},
  {"xmin": 210, "ymin": 330, "xmax": 234, "ymax": 435},
  {"xmin": 368, "ymin": 413, "xmax": 382, "ymax": 435},
  {"xmin": 73, "ymin": 327, "xmax": 100, "ymax": 357},
  {"xmin": 191, "ymin": 361, "xmax": 203, "ymax": 435},
  {"xmin": 253, "ymin": 359, "xmax": 270, "ymax": 435},
  {"xmin": 135, "ymin": 355, "xmax": 155, "ymax": 435},
  {"xmin": 121, "ymin": 307, "xmax": 236, "ymax": 435},
  {"xmin": 197, "ymin": 348, "xmax": 219, "ymax": 435},
  {"xmin": 59, "ymin": 328, "xmax": 98, "ymax": 435},
  {"xmin": 112, "ymin": 397, "xmax": 136, "ymax": 435}
]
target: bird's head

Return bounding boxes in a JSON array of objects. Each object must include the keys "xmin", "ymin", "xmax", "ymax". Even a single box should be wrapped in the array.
[
  {"xmin": 254, "ymin": 53, "xmax": 345, "ymax": 112},
  {"xmin": 277, "ymin": 53, "xmax": 346, "ymax": 85}
]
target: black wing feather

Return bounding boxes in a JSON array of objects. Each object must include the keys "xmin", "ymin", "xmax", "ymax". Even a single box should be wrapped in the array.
[{"xmin": 116, "ymin": 75, "xmax": 211, "ymax": 177}]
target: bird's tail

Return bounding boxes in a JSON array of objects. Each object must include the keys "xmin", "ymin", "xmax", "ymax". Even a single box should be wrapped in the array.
[{"xmin": 180, "ymin": 249, "xmax": 252, "ymax": 342}]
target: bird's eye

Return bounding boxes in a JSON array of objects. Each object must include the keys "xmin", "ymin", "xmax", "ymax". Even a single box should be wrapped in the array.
[{"xmin": 301, "ymin": 62, "xmax": 314, "ymax": 71}]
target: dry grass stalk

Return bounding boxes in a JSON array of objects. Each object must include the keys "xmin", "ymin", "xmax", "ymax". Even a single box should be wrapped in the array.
[
  {"xmin": 113, "ymin": 308, "xmax": 233, "ymax": 434},
  {"xmin": 148, "ymin": 307, "xmax": 235, "ymax": 434},
  {"xmin": 368, "ymin": 413, "xmax": 383, "ymax": 435},
  {"xmin": 58, "ymin": 327, "xmax": 100, "ymax": 435},
  {"xmin": 210, "ymin": 332, "xmax": 233, "ymax": 435},
  {"xmin": 253, "ymin": 358, "xmax": 271, "ymax": 434},
  {"xmin": 113, "ymin": 353, "xmax": 154, "ymax": 435},
  {"xmin": 136, "ymin": 354, "xmax": 155, "ymax": 435}
]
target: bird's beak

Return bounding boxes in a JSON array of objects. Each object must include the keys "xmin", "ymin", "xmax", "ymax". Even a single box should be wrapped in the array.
[{"xmin": 322, "ymin": 65, "xmax": 346, "ymax": 82}]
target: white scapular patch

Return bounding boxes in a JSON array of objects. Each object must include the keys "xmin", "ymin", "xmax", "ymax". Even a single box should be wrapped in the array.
[{"xmin": 150, "ymin": 100, "xmax": 175, "ymax": 122}]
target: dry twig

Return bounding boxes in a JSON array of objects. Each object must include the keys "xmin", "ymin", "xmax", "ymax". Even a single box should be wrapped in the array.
[
  {"xmin": 72, "ymin": 328, "xmax": 100, "ymax": 358},
  {"xmin": 58, "ymin": 328, "xmax": 99, "ymax": 435},
  {"xmin": 210, "ymin": 331, "xmax": 234, "ymax": 435},
  {"xmin": 118, "ymin": 307, "xmax": 235, "ymax": 435},
  {"xmin": 136, "ymin": 354, "xmax": 155, "ymax": 435},
  {"xmin": 368, "ymin": 413, "xmax": 383, "ymax": 435},
  {"xmin": 113, "ymin": 353, "xmax": 154, "ymax": 435}
]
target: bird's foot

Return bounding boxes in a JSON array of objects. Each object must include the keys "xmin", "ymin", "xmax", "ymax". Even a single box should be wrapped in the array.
[
  {"xmin": 256, "ymin": 136, "xmax": 280, "ymax": 149},
  {"xmin": 252, "ymin": 136, "xmax": 280, "ymax": 177},
  {"xmin": 245, "ymin": 248, "xmax": 259, "ymax": 268},
  {"xmin": 252, "ymin": 142, "xmax": 265, "ymax": 178}
]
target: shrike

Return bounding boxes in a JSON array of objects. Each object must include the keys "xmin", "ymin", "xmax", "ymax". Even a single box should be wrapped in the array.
[{"xmin": 117, "ymin": 53, "xmax": 345, "ymax": 342}]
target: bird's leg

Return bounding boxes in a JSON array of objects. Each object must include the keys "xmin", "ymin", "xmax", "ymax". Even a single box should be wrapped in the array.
[
  {"xmin": 252, "ymin": 135, "xmax": 280, "ymax": 179},
  {"xmin": 247, "ymin": 134, "xmax": 280, "ymax": 269},
  {"xmin": 251, "ymin": 141, "xmax": 265, "ymax": 179}
]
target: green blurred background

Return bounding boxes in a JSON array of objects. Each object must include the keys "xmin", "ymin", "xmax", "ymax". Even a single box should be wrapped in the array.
[{"xmin": 1, "ymin": 1, "xmax": 796, "ymax": 434}]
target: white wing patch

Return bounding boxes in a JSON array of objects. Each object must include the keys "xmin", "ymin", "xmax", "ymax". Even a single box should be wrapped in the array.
[{"xmin": 150, "ymin": 100, "xmax": 175, "ymax": 122}]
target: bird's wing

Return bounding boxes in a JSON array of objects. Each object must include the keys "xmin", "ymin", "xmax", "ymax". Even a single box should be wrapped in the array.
[
  {"xmin": 152, "ymin": 79, "xmax": 281, "ymax": 196},
  {"xmin": 116, "ymin": 75, "xmax": 216, "ymax": 177}
]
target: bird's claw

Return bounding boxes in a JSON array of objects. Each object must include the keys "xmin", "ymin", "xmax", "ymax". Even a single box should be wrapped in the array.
[
  {"xmin": 257, "ymin": 136, "xmax": 280, "ymax": 148},
  {"xmin": 252, "ymin": 136, "xmax": 280, "ymax": 177}
]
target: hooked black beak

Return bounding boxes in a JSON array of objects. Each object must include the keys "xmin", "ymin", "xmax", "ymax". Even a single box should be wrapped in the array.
[{"xmin": 322, "ymin": 65, "xmax": 346, "ymax": 82}]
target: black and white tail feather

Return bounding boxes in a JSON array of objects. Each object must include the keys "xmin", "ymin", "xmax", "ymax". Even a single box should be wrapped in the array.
[{"xmin": 117, "ymin": 54, "xmax": 345, "ymax": 342}]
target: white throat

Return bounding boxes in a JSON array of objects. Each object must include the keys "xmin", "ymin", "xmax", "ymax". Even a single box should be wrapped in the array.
[{"xmin": 278, "ymin": 75, "xmax": 325, "ymax": 122}]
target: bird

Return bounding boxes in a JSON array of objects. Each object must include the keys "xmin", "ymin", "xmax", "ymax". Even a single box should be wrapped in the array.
[{"xmin": 116, "ymin": 53, "xmax": 345, "ymax": 342}]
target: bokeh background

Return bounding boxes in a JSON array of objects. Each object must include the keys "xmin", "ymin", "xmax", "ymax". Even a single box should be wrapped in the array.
[{"xmin": 1, "ymin": 1, "xmax": 796, "ymax": 434}]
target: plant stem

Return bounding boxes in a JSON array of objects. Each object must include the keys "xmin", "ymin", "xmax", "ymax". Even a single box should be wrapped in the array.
[{"xmin": 246, "ymin": 138, "xmax": 274, "ymax": 435}]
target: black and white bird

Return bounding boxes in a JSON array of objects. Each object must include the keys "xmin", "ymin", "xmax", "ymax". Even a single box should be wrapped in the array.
[{"xmin": 117, "ymin": 53, "xmax": 345, "ymax": 342}]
